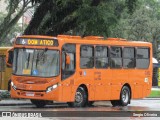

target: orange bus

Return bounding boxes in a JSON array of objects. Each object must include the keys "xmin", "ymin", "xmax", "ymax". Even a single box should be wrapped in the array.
[{"xmin": 6, "ymin": 35, "xmax": 152, "ymax": 107}]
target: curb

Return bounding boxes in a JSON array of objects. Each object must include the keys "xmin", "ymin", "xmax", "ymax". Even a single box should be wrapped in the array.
[
  {"xmin": 0, "ymin": 103, "xmax": 32, "ymax": 106},
  {"xmin": 0, "ymin": 101, "xmax": 67, "ymax": 106}
]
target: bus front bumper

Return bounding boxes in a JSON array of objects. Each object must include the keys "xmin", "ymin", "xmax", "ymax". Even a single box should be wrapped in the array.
[{"xmin": 10, "ymin": 87, "xmax": 60, "ymax": 101}]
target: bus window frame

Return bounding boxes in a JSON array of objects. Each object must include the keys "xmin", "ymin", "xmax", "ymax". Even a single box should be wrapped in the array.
[
  {"xmin": 94, "ymin": 45, "xmax": 109, "ymax": 69},
  {"xmin": 109, "ymin": 46, "xmax": 123, "ymax": 69},
  {"xmin": 61, "ymin": 43, "xmax": 76, "ymax": 80},
  {"xmin": 80, "ymin": 44, "xmax": 94, "ymax": 69},
  {"xmin": 122, "ymin": 47, "xmax": 136, "ymax": 69},
  {"xmin": 12, "ymin": 48, "xmax": 60, "ymax": 78},
  {"xmin": 135, "ymin": 47, "xmax": 150, "ymax": 69}
]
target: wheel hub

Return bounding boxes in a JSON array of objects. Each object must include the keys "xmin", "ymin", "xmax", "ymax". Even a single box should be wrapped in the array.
[
  {"xmin": 75, "ymin": 92, "xmax": 83, "ymax": 103},
  {"xmin": 122, "ymin": 89, "xmax": 129, "ymax": 103}
]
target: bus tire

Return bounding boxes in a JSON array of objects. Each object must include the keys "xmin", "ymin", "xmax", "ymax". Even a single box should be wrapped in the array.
[
  {"xmin": 119, "ymin": 86, "xmax": 130, "ymax": 106},
  {"xmin": 30, "ymin": 99, "xmax": 46, "ymax": 108},
  {"xmin": 110, "ymin": 100, "xmax": 120, "ymax": 107},
  {"xmin": 8, "ymin": 80, "xmax": 11, "ymax": 91},
  {"xmin": 87, "ymin": 101, "xmax": 94, "ymax": 107},
  {"xmin": 68, "ymin": 87, "xmax": 87, "ymax": 107}
]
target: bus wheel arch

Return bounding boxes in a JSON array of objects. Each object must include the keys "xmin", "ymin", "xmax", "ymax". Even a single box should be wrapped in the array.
[
  {"xmin": 111, "ymin": 83, "xmax": 131, "ymax": 107},
  {"xmin": 68, "ymin": 84, "xmax": 88, "ymax": 107},
  {"xmin": 8, "ymin": 79, "xmax": 11, "ymax": 91}
]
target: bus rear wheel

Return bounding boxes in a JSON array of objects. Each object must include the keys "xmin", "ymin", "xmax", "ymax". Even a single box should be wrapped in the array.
[
  {"xmin": 111, "ymin": 86, "xmax": 130, "ymax": 106},
  {"xmin": 119, "ymin": 86, "xmax": 130, "ymax": 106},
  {"xmin": 110, "ymin": 100, "xmax": 120, "ymax": 107},
  {"xmin": 67, "ymin": 87, "xmax": 87, "ymax": 107},
  {"xmin": 87, "ymin": 101, "xmax": 94, "ymax": 107},
  {"xmin": 30, "ymin": 99, "xmax": 46, "ymax": 108}
]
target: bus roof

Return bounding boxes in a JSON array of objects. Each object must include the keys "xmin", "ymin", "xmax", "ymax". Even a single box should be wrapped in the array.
[
  {"xmin": 57, "ymin": 35, "xmax": 152, "ymax": 47},
  {"xmin": 18, "ymin": 35, "xmax": 57, "ymax": 39},
  {"xmin": 15, "ymin": 35, "xmax": 152, "ymax": 47}
]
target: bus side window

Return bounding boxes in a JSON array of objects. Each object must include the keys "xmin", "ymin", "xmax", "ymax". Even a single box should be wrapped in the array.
[
  {"xmin": 80, "ymin": 45, "xmax": 94, "ymax": 68},
  {"xmin": 123, "ymin": 47, "xmax": 135, "ymax": 68},
  {"xmin": 62, "ymin": 44, "xmax": 76, "ymax": 80},
  {"xmin": 136, "ymin": 47, "xmax": 149, "ymax": 69},
  {"xmin": 110, "ymin": 46, "xmax": 122, "ymax": 68},
  {"xmin": 95, "ymin": 46, "xmax": 108, "ymax": 68}
]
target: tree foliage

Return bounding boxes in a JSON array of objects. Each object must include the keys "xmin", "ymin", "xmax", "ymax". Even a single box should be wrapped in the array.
[
  {"xmin": 0, "ymin": 0, "xmax": 35, "ymax": 45},
  {"xmin": 4, "ymin": 0, "xmax": 160, "ymax": 59},
  {"xmin": 112, "ymin": 0, "xmax": 160, "ymax": 58},
  {"xmin": 24, "ymin": 0, "xmax": 137, "ymax": 37}
]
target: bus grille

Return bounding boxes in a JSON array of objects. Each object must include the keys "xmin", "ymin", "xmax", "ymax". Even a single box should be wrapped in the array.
[{"xmin": 17, "ymin": 79, "xmax": 48, "ymax": 84}]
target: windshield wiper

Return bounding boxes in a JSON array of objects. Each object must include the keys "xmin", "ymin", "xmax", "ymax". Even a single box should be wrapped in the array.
[
  {"xmin": 26, "ymin": 53, "xmax": 30, "ymax": 68},
  {"xmin": 35, "ymin": 48, "xmax": 48, "ymax": 67}
]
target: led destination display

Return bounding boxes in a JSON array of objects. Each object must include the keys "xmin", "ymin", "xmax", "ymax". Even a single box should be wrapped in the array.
[{"xmin": 15, "ymin": 38, "xmax": 59, "ymax": 46}]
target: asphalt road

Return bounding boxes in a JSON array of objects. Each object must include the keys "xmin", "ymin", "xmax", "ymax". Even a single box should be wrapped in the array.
[{"xmin": 0, "ymin": 98, "xmax": 160, "ymax": 120}]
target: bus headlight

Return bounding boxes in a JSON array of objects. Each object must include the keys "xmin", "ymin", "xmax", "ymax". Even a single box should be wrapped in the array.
[
  {"xmin": 46, "ymin": 84, "xmax": 58, "ymax": 93},
  {"xmin": 11, "ymin": 81, "xmax": 17, "ymax": 90}
]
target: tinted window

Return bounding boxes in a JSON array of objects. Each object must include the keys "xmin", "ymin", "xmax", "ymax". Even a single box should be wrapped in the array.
[
  {"xmin": 123, "ymin": 47, "xmax": 134, "ymax": 58},
  {"xmin": 62, "ymin": 44, "xmax": 76, "ymax": 80},
  {"xmin": 136, "ymin": 48, "xmax": 149, "ymax": 69},
  {"xmin": 110, "ymin": 47, "xmax": 121, "ymax": 58},
  {"xmin": 80, "ymin": 45, "xmax": 94, "ymax": 68},
  {"xmin": 110, "ymin": 47, "xmax": 122, "ymax": 68},
  {"xmin": 123, "ymin": 47, "xmax": 135, "ymax": 68},
  {"xmin": 137, "ymin": 48, "xmax": 149, "ymax": 58},
  {"xmin": 81, "ymin": 45, "xmax": 94, "ymax": 57},
  {"xmin": 95, "ymin": 46, "xmax": 108, "ymax": 68}
]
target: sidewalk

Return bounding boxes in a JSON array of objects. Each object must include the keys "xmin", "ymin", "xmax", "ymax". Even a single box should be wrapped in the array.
[
  {"xmin": 151, "ymin": 87, "xmax": 160, "ymax": 91},
  {"xmin": 0, "ymin": 99, "xmax": 66, "ymax": 106},
  {"xmin": 0, "ymin": 99, "xmax": 32, "ymax": 106}
]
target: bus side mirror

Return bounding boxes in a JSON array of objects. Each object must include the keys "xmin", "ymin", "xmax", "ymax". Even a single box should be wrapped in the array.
[
  {"xmin": 6, "ymin": 48, "xmax": 14, "ymax": 67},
  {"xmin": 66, "ymin": 53, "xmax": 71, "ymax": 65}
]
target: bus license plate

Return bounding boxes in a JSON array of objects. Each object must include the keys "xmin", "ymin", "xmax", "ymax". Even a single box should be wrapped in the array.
[{"xmin": 26, "ymin": 92, "xmax": 34, "ymax": 96}]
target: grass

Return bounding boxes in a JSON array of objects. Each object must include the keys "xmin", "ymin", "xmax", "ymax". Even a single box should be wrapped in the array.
[
  {"xmin": 148, "ymin": 90, "xmax": 160, "ymax": 98},
  {"xmin": 0, "ymin": 91, "xmax": 10, "ymax": 99}
]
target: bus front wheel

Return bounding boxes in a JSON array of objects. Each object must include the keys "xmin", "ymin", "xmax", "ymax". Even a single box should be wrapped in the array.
[
  {"xmin": 30, "ymin": 99, "xmax": 46, "ymax": 108},
  {"xmin": 67, "ymin": 87, "xmax": 87, "ymax": 107}
]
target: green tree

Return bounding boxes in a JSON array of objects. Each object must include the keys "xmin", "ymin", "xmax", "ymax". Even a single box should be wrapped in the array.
[
  {"xmin": 112, "ymin": 0, "xmax": 160, "ymax": 58},
  {"xmin": 24, "ymin": 0, "xmax": 138, "ymax": 37},
  {"xmin": 0, "ymin": 0, "xmax": 35, "ymax": 45}
]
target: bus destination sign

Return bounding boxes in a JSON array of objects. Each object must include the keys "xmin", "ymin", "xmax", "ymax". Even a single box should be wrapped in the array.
[{"xmin": 15, "ymin": 38, "xmax": 59, "ymax": 46}]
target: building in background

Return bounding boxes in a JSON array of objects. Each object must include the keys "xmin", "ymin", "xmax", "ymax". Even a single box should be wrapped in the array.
[
  {"xmin": 0, "ymin": 0, "xmax": 34, "ymax": 45},
  {"xmin": 0, "ymin": 0, "xmax": 7, "ymax": 13}
]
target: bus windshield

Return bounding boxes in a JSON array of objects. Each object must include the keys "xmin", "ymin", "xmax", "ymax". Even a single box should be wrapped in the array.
[{"xmin": 13, "ymin": 48, "xmax": 60, "ymax": 77}]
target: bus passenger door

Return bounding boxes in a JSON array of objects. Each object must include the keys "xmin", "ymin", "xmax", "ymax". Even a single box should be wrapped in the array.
[{"xmin": 61, "ymin": 44, "xmax": 76, "ymax": 102}]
